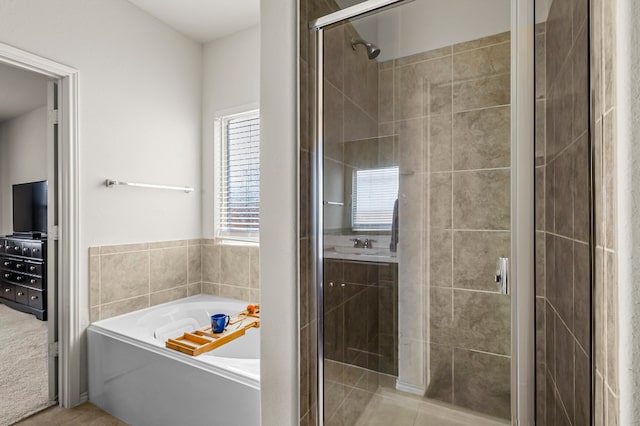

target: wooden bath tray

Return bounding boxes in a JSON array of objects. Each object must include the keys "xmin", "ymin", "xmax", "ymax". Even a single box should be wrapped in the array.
[{"xmin": 166, "ymin": 310, "xmax": 260, "ymax": 357}]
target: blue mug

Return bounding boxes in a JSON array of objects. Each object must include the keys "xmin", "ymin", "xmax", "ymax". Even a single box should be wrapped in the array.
[{"xmin": 211, "ymin": 313, "xmax": 230, "ymax": 333}]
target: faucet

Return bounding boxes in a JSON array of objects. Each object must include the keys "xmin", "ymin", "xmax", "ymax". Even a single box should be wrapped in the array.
[
  {"xmin": 350, "ymin": 238, "xmax": 376, "ymax": 248},
  {"xmin": 349, "ymin": 238, "xmax": 364, "ymax": 248}
]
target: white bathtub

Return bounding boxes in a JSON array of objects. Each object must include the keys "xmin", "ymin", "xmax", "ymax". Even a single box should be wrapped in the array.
[{"xmin": 88, "ymin": 294, "xmax": 260, "ymax": 426}]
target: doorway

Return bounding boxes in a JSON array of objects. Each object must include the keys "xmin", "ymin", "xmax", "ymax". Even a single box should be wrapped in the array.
[
  {"xmin": 0, "ymin": 60, "xmax": 58, "ymax": 425},
  {"xmin": 0, "ymin": 42, "xmax": 81, "ymax": 418}
]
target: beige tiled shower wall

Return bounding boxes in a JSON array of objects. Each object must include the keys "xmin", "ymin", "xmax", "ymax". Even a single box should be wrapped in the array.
[
  {"xmin": 534, "ymin": 20, "xmax": 548, "ymax": 425},
  {"xmin": 592, "ymin": 0, "xmax": 619, "ymax": 424},
  {"xmin": 381, "ymin": 32, "xmax": 513, "ymax": 419},
  {"xmin": 299, "ymin": 1, "xmax": 341, "ymax": 424},
  {"xmin": 298, "ymin": 11, "xmax": 316, "ymax": 421},
  {"xmin": 89, "ymin": 239, "xmax": 259, "ymax": 322},
  {"xmin": 323, "ymin": 15, "xmax": 384, "ymax": 232},
  {"xmin": 299, "ymin": 0, "xmax": 390, "ymax": 425},
  {"xmin": 537, "ymin": 0, "xmax": 594, "ymax": 423}
]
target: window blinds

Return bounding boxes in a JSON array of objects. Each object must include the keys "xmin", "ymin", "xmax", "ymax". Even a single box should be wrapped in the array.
[
  {"xmin": 218, "ymin": 111, "xmax": 260, "ymax": 238},
  {"xmin": 352, "ymin": 166, "xmax": 399, "ymax": 231}
]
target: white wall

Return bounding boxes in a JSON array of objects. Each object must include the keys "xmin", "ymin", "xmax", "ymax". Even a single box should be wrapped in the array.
[
  {"xmin": 0, "ymin": 63, "xmax": 48, "ymax": 122},
  {"xmin": 0, "ymin": 0, "xmax": 202, "ymax": 397},
  {"xmin": 0, "ymin": 106, "xmax": 47, "ymax": 235},
  {"xmin": 201, "ymin": 25, "xmax": 260, "ymax": 238},
  {"xmin": 260, "ymin": 0, "xmax": 298, "ymax": 423},
  {"xmin": 616, "ymin": 0, "xmax": 640, "ymax": 421}
]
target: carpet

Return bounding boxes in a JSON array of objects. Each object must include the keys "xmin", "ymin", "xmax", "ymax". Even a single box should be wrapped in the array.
[{"xmin": 0, "ymin": 303, "xmax": 50, "ymax": 426}]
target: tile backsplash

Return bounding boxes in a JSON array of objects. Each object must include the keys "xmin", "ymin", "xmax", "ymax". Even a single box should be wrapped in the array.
[
  {"xmin": 89, "ymin": 239, "xmax": 260, "ymax": 322},
  {"xmin": 201, "ymin": 239, "xmax": 260, "ymax": 303}
]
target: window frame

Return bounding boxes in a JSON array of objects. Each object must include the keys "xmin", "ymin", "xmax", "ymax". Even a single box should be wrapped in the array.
[
  {"xmin": 214, "ymin": 107, "xmax": 261, "ymax": 243},
  {"xmin": 350, "ymin": 165, "xmax": 399, "ymax": 232}
]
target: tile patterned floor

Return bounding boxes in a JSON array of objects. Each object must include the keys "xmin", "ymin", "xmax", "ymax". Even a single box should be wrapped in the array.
[
  {"xmin": 14, "ymin": 403, "xmax": 126, "ymax": 426},
  {"xmin": 324, "ymin": 359, "xmax": 508, "ymax": 426}
]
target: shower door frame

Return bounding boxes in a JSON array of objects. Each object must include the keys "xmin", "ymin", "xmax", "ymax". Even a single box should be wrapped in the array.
[{"xmin": 310, "ymin": 0, "xmax": 535, "ymax": 423}]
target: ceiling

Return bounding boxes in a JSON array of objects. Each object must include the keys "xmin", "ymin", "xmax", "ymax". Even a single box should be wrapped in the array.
[
  {"xmin": 0, "ymin": 63, "xmax": 48, "ymax": 123},
  {"xmin": 127, "ymin": 0, "xmax": 260, "ymax": 43}
]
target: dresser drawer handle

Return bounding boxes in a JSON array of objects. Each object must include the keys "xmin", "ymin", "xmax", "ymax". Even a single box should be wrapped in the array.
[
  {"xmin": 3, "ymin": 261, "xmax": 9, "ymax": 266},
  {"xmin": 15, "ymin": 276, "xmax": 23, "ymax": 281},
  {"xmin": 29, "ymin": 266, "xmax": 36, "ymax": 272},
  {"xmin": 4, "ymin": 273, "xmax": 10, "ymax": 279},
  {"xmin": 30, "ymin": 295, "xmax": 38, "ymax": 300},
  {"xmin": 30, "ymin": 279, "xmax": 37, "ymax": 284},
  {"xmin": 4, "ymin": 288, "xmax": 11, "ymax": 293},
  {"xmin": 15, "ymin": 263, "xmax": 22, "ymax": 268},
  {"xmin": 17, "ymin": 292, "xmax": 24, "ymax": 296}
]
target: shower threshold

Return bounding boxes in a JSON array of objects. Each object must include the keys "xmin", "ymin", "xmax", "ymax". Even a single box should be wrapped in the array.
[{"xmin": 355, "ymin": 384, "xmax": 510, "ymax": 426}]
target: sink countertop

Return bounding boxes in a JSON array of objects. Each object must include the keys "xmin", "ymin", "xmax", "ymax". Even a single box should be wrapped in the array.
[
  {"xmin": 323, "ymin": 247, "xmax": 398, "ymax": 264},
  {"xmin": 323, "ymin": 234, "xmax": 397, "ymax": 263}
]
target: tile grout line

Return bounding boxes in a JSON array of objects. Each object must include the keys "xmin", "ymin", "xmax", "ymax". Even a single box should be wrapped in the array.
[
  {"xmin": 147, "ymin": 246, "xmax": 151, "ymax": 307},
  {"xmin": 394, "ymin": 38, "xmax": 510, "ymax": 71},
  {"xmin": 450, "ymin": 48, "xmax": 455, "ymax": 336},
  {"xmin": 100, "ymin": 292, "xmax": 153, "ymax": 308},
  {"xmin": 98, "ymin": 252, "xmax": 101, "ymax": 321},
  {"xmin": 379, "ymin": 103, "xmax": 512, "ymax": 126},
  {"xmin": 546, "ymin": 230, "xmax": 589, "ymax": 245},
  {"xmin": 449, "ymin": 54, "xmax": 455, "ymax": 407},
  {"xmin": 98, "ymin": 248, "xmax": 149, "ymax": 256},
  {"xmin": 449, "ymin": 52, "xmax": 456, "ymax": 407},
  {"xmin": 545, "ymin": 297, "xmax": 589, "ymax": 359},
  {"xmin": 431, "ymin": 166, "xmax": 511, "ymax": 174},
  {"xmin": 187, "ymin": 245, "xmax": 191, "ymax": 296}
]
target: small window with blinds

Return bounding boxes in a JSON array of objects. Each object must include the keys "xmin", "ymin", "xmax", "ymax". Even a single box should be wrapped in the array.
[
  {"xmin": 217, "ymin": 110, "xmax": 260, "ymax": 241},
  {"xmin": 351, "ymin": 166, "xmax": 399, "ymax": 231}
]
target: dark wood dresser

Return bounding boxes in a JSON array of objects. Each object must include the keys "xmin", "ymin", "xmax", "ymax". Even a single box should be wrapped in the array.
[{"xmin": 0, "ymin": 236, "xmax": 47, "ymax": 320}]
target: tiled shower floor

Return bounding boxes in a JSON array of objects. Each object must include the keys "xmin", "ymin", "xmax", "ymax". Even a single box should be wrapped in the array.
[
  {"xmin": 355, "ymin": 387, "xmax": 509, "ymax": 426},
  {"xmin": 324, "ymin": 360, "xmax": 507, "ymax": 426}
]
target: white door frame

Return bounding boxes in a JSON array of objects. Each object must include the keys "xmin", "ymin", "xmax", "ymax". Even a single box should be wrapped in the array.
[
  {"xmin": 45, "ymin": 79, "xmax": 58, "ymax": 404},
  {"xmin": 511, "ymin": 0, "xmax": 535, "ymax": 424},
  {"xmin": 0, "ymin": 42, "xmax": 81, "ymax": 408}
]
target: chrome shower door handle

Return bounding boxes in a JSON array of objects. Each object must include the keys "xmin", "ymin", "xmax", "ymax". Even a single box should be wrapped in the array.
[{"xmin": 495, "ymin": 257, "xmax": 509, "ymax": 295}]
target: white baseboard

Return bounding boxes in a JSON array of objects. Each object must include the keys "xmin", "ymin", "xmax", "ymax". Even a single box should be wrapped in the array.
[{"xmin": 395, "ymin": 380, "xmax": 426, "ymax": 396}]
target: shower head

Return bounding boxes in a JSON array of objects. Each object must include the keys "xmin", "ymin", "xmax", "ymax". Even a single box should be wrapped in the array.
[{"xmin": 351, "ymin": 38, "xmax": 381, "ymax": 60}]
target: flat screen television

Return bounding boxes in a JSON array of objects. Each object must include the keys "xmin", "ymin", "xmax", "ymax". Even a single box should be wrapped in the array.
[{"xmin": 13, "ymin": 181, "xmax": 48, "ymax": 236}]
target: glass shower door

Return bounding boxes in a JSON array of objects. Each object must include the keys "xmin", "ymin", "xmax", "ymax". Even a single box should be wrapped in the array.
[{"xmin": 315, "ymin": 0, "xmax": 519, "ymax": 424}]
